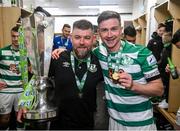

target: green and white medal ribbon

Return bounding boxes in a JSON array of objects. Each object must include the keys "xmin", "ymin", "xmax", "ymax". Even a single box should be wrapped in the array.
[
  {"xmin": 18, "ymin": 25, "xmax": 29, "ymax": 88},
  {"xmin": 61, "ymin": 37, "xmax": 69, "ymax": 47},
  {"xmin": 107, "ymin": 41, "xmax": 125, "ymax": 72},
  {"xmin": 71, "ymin": 52, "xmax": 91, "ymax": 98},
  {"xmin": 10, "ymin": 46, "xmax": 20, "ymax": 74}
]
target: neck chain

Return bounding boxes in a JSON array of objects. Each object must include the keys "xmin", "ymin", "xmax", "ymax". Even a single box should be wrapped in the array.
[{"xmin": 70, "ymin": 52, "xmax": 91, "ymax": 98}]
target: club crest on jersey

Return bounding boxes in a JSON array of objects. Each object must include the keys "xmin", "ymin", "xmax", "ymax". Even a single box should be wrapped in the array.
[
  {"xmin": 121, "ymin": 55, "xmax": 134, "ymax": 65},
  {"xmin": 147, "ymin": 55, "xmax": 156, "ymax": 65},
  {"xmin": 89, "ymin": 64, "xmax": 97, "ymax": 73},
  {"xmin": 62, "ymin": 62, "xmax": 70, "ymax": 67}
]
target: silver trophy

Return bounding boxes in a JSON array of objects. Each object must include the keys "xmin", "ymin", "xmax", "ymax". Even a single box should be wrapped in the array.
[{"xmin": 22, "ymin": 9, "xmax": 56, "ymax": 121}]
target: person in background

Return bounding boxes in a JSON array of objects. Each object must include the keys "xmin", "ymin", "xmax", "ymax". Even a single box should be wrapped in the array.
[
  {"xmin": 93, "ymin": 10, "xmax": 163, "ymax": 130},
  {"xmin": 17, "ymin": 19, "xmax": 103, "ymax": 130},
  {"xmin": 123, "ymin": 25, "xmax": 136, "ymax": 44},
  {"xmin": 92, "ymin": 25, "xmax": 100, "ymax": 48},
  {"xmin": 158, "ymin": 31, "xmax": 172, "ymax": 109},
  {"xmin": 53, "ymin": 24, "xmax": 73, "ymax": 51},
  {"xmin": 0, "ymin": 25, "xmax": 23, "ymax": 130},
  {"xmin": 165, "ymin": 29, "xmax": 180, "ymax": 76},
  {"xmin": 147, "ymin": 23, "xmax": 166, "ymax": 64}
]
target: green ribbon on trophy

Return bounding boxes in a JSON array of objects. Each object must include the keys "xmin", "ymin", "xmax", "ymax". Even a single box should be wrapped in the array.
[
  {"xmin": 18, "ymin": 75, "xmax": 37, "ymax": 110},
  {"xmin": 18, "ymin": 25, "xmax": 29, "ymax": 88},
  {"xmin": 18, "ymin": 26, "xmax": 37, "ymax": 110}
]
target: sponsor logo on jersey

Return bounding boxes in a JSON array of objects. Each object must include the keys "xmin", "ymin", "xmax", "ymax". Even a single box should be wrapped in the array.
[{"xmin": 147, "ymin": 55, "xmax": 157, "ymax": 66}]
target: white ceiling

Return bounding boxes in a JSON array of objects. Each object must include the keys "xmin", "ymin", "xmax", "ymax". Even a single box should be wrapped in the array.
[{"xmin": 23, "ymin": 0, "xmax": 134, "ymax": 16}]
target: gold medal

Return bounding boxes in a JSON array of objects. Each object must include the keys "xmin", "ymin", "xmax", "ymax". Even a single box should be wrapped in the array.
[
  {"xmin": 10, "ymin": 64, "xmax": 16, "ymax": 72},
  {"xmin": 9, "ymin": 64, "xmax": 19, "ymax": 74},
  {"xmin": 112, "ymin": 72, "xmax": 119, "ymax": 81},
  {"xmin": 78, "ymin": 93, "xmax": 83, "ymax": 98}
]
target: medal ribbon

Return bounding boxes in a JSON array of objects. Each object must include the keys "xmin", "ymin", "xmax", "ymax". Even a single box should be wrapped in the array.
[
  {"xmin": 70, "ymin": 52, "xmax": 91, "ymax": 93},
  {"xmin": 61, "ymin": 37, "xmax": 69, "ymax": 47},
  {"xmin": 107, "ymin": 41, "xmax": 125, "ymax": 72},
  {"xmin": 11, "ymin": 46, "xmax": 19, "ymax": 66}
]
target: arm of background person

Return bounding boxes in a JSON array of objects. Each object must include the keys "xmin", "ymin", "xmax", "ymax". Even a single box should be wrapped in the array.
[
  {"xmin": 17, "ymin": 108, "xmax": 27, "ymax": 123},
  {"xmin": 52, "ymin": 48, "xmax": 67, "ymax": 59},
  {"xmin": 0, "ymin": 81, "xmax": 7, "ymax": 90}
]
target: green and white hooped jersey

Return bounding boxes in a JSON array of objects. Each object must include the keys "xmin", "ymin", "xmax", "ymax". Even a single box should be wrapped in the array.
[
  {"xmin": 93, "ymin": 40, "xmax": 160, "ymax": 127},
  {"xmin": 0, "ymin": 45, "xmax": 23, "ymax": 94}
]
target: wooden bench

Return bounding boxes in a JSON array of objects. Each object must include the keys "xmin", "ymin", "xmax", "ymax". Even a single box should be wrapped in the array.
[{"xmin": 155, "ymin": 106, "xmax": 180, "ymax": 130}]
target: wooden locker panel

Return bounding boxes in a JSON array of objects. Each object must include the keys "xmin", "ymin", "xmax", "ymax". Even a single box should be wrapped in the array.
[
  {"xmin": 0, "ymin": 7, "xmax": 20, "ymax": 48},
  {"xmin": 168, "ymin": 44, "xmax": 180, "ymax": 113}
]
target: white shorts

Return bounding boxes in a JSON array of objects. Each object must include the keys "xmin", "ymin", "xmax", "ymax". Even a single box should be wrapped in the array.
[
  {"xmin": 109, "ymin": 117, "xmax": 157, "ymax": 131},
  {"xmin": 0, "ymin": 93, "xmax": 22, "ymax": 114}
]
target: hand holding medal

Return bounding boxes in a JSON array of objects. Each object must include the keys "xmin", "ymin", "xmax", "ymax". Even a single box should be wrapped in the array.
[
  {"xmin": 118, "ymin": 71, "xmax": 133, "ymax": 90},
  {"xmin": 109, "ymin": 69, "xmax": 124, "ymax": 84},
  {"xmin": 109, "ymin": 69, "xmax": 133, "ymax": 90}
]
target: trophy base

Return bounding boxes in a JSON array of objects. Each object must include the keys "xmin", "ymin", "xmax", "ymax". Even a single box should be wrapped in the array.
[{"xmin": 23, "ymin": 108, "xmax": 57, "ymax": 122}]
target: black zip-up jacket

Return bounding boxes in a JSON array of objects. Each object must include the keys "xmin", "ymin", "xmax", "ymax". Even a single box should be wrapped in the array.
[{"xmin": 147, "ymin": 32, "xmax": 164, "ymax": 62}]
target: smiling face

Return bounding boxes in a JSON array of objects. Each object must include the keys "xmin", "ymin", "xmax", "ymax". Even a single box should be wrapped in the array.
[
  {"xmin": 98, "ymin": 18, "xmax": 122, "ymax": 52},
  {"xmin": 62, "ymin": 26, "xmax": 71, "ymax": 38},
  {"xmin": 157, "ymin": 26, "xmax": 166, "ymax": 37},
  {"xmin": 71, "ymin": 28, "xmax": 94, "ymax": 59}
]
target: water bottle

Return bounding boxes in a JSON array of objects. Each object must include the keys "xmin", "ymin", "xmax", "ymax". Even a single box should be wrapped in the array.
[{"xmin": 167, "ymin": 57, "xmax": 179, "ymax": 79}]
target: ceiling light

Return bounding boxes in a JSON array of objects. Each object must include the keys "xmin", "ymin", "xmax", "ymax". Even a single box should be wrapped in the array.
[{"xmin": 78, "ymin": 5, "xmax": 119, "ymax": 9}]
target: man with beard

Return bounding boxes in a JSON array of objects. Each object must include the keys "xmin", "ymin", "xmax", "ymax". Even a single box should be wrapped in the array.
[
  {"xmin": 17, "ymin": 19, "xmax": 103, "ymax": 130},
  {"xmin": 50, "ymin": 19, "xmax": 103, "ymax": 129}
]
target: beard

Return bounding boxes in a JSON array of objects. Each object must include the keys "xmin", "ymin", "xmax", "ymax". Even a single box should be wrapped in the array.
[{"xmin": 74, "ymin": 47, "xmax": 91, "ymax": 59}]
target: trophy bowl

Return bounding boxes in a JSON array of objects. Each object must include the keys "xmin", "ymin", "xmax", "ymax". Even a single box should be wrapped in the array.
[{"xmin": 21, "ymin": 8, "xmax": 57, "ymax": 122}]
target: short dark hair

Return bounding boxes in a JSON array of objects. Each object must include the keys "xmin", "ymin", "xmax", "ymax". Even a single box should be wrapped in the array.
[
  {"xmin": 62, "ymin": 24, "xmax": 71, "ymax": 29},
  {"xmin": 171, "ymin": 29, "xmax": 180, "ymax": 44},
  {"xmin": 73, "ymin": 19, "xmax": 93, "ymax": 31},
  {"xmin": 158, "ymin": 23, "xmax": 166, "ymax": 29},
  {"xmin": 124, "ymin": 26, "xmax": 136, "ymax": 37},
  {"xmin": 11, "ymin": 25, "xmax": 19, "ymax": 32},
  {"xmin": 97, "ymin": 11, "xmax": 121, "ymax": 26}
]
